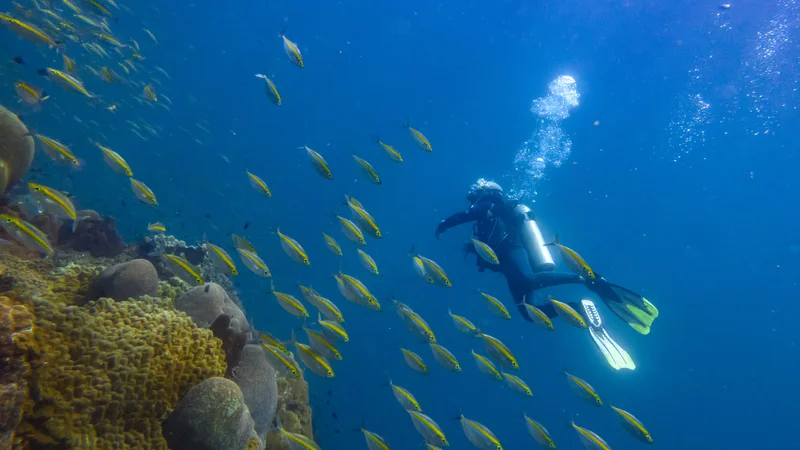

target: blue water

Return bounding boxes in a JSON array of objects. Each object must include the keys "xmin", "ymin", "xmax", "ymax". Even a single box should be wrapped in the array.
[{"xmin": 3, "ymin": 0, "xmax": 800, "ymax": 448}]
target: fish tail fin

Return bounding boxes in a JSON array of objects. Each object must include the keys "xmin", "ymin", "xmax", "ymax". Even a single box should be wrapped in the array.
[
  {"xmin": 254, "ymin": 73, "xmax": 266, "ymax": 79},
  {"xmin": 408, "ymin": 245, "xmax": 417, "ymax": 257},
  {"xmin": 544, "ymin": 233, "xmax": 559, "ymax": 247}
]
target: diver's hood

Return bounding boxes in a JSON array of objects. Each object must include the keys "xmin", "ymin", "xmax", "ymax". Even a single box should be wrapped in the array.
[{"xmin": 467, "ymin": 178, "xmax": 503, "ymax": 203}]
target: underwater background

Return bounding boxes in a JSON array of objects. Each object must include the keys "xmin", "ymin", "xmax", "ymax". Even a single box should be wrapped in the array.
[{"xmin": 1, "ymin": 0, "xmax": 799, "ymax": 449}]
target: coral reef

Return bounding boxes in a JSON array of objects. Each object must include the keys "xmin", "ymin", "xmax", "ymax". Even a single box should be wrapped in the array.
[
  {"xmin": 0, "ymin": 296, "xmax": 34, "ymax": 449},
  {"xmin": 0, "ymin": 251, "xmax": 98, "ymax": 307},
  {"xmin": 176, "ymin": 282, "xmax": 247, "ymax": 332},
  {"xmin": 60, "ymin": 213, "xmax": 126, "ymax": 258},
  {"xmin": 162, "ymin": 377, "xmax": 255, "ymax": 450},
  {"xmin": 197, "ymin": 249, "xmax": 243, "ymax": 311},
  {"xmin": 232, "ymin": 344, "xmax": 278, "ymax": 447},
  {"xmin": 10, "ymin": 295, "xmax": 226, "ymax": 448},
  {"xmin": 0, "ymin": 104, "xmax": 34, "ymax": 194},
  {"xmin": 87, "ymin": 259, "xmax": 159, "ymax": 302},
  {"xmin": 265, "ymin": 373, "xmax": 312, "ymax": 450}
]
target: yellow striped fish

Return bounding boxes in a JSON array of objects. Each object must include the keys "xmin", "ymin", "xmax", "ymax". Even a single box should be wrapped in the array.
[
  {"xmin": 571, "ymin": 421, "xmax": 611, "ymax": 450},
  {"xmin": 564, "ymin": 371, "xmax": 603, "ymax": 406},
  {"xmin": 401, "ymin": 348, "xmax": 429, "ymax": 374},
  {"xmin": 246, "ymin": 170, "xmax": 272, "ymax": 197},
  {"xmin": 237, "ymin": 248, "xmax": 270, "ymax": 277},
  {"xmin": 405, "ymin": 122, "xmax": 432, "ymax": 152},
  {"xmin": 206, "ymin": 243, "xmax": 238, "ymax": 276},
  {"xmin": 261, "ymin": 343, "xmax": 300, "ymax": 378},
  {"xmin": 429, "ymin": 343, "xmax": 461, "ymax": 372},
  {"xmin": 503, "ymin": 372, "xmax": 533, "ymax": 397},
  {"xmin": 143, "ymin": 85, "xmax": 157, "ymax": 102},
  {"xmin": 130, "ymin": 178, "xmax": 157, "ymax": 205},
  {"xmin": 280, "ymin": 32, "xmax": 304, "ymax": 68},
  {"xmin": 317, "ymin": 314, "xmax": 349, "ymax": 342},
  {"xmin": 420, "ymin": 256, "xmax": 451, "ymax": 287},
  {"xmin": 376, "ymin": 138, "xmax": 403, "ymax": 162},
  {"xmin": 277, "ymin": 228, "xmax": 310, "ymax": 265},
  {"xmin": 459, "ymin": 415, "xmax": 503, "ymax": 450},
  {"xmin": 357, "ymin": 249, "xmax": 379, "ymax": 275},
  {"xmin": 28, "ymin": 182, "xmax": 76, "ymax": 223},
  {"xmin": 163, "ymin": 254, "xmax": 203, "ymax": 285},
  {"xmin": 449, "ymin": 309, "xmax": 480, "ymax": 336},
  {"xmin": 322, "ymin": 232, "xmax": 343, "ymax": 256},
  {"xmin": 232, "ymin": 234, "xmax": 256, "ymax": 253},
  {"xmin": 471, "ymin": 350, "xmax": 501, "ymax": 381},
  {"xmin": 479, "ymin": 333, "xmax": 518, "ymax": 370},
  {"xmin": 147, "ymin": 222, "xmax": 166, "ymax": 233},
  {"xmin": 610, "ymin": 405, "xmax": 653, "ymax": 443},
  {"xmin": 345, "ymin": 196, "xmax": 382, "ymax": 238},
  {"xmin": 271, "ymin": 286, "xmax": 309, "ymax": 318},
  {"xmin": 361, "ymin": 427, "xmax": 391, "ymax": 450},
  {"xmin": 35, "ymin": 134, "xmax": 80, "ymax": 167},
  {"xmin": 43, "ymin": 68, "xmax": 93, "ymax": 97},
  {"xmin": 335, "ymin": 215, "xmax": 366, "ymax": 245},
  {"xmin": 550, "ymin": 297, "xmax": 587, "ymax": 328},
  {"xmin": 524, "ymin": 414, "xmax": 556, "ymax": 449},
  {"xmin": 301, "ymin": 145, "xmax": 332, "ymax": 179},
  {"xmin": 14, "ymin": 81, "xmax": 49, "ymax": 106},
  {"xmin": 478, "ymin": 291, "xmax": 511, "ymax": 320},
  {"xmin": 471, "ymin": 238, "xmax": 499, "ymax": 265},
  {"xmin": 407, "ymin": 411, "xmax": 448, "ymax": 447},
  {"xmin": 389, "ymin": 380, "xmax": 422, "ymax": 412},
  {"xmin": 97, "ymin": 143, "xmax": 133, "ymax": 176},
  {"xmin": 303, "ymin": 327, "xmax": 342, "ymax": 361},
  {"xmin": 545, "ymin": 234, "xmax": 596, "ymax": 280},
  {"xmin": 255, "ymin": 73, "xmax": 281, "ymax": 106},
  {"xmin": 259, "ymin": 331, "xmax": 289, "ymax": 354},
  {"xmin": 0, "ymin": 13, "xmax": 58, "ymax": 46},
  {"xmin": 292, "ymin": 331, "xmax": 334, "ymax": 378},
  {"xmin": 353, "ymin": 154, "xmax": 381, "ymax": 184},
  {"xmin": 0, "ymin": 214, "xmax": 54, "ymax": 257},
  {"xmin": 524, "ymin": 304, "xmax": 555, "ymax": 330},
  {"xmin": 277, "ymin": 420, "xmax": 321, "ymax": 449}
]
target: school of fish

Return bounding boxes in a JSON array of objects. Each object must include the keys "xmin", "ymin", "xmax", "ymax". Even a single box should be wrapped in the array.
[{"xmin": 0, "ymin": 2, "xmax": 655, "ymax": 449}]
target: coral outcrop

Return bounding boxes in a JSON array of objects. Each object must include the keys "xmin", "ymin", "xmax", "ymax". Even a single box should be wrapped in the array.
[
  {"xmin": 87, "ymin": 259, "xmax": 159, "ymax": 302},
  {"xmin": 210, "ymin": 314, "xmax": 249, "ymax": 378},
  {"xmin": 0, "ymin": 104, "xmax": 34, "ymax": 194},
  {"xmin": 0, "ymin": 296, "xmax": 34, "ymax": 449},
  {"xmin": 232, "ymin": 344, "xmax": 278, "ymax": 447},
  {"xmin": 61, "ymin": 213, "xmax": 126, "ymax": 258},
  {"xmin": 266, "ymin": 374, "xmax": 313, "ymax": 450},
  {"xmin": 10, "ymin": 295, "xmax": 226, "ymax": 448},
  {"xmin": 162, "ymin": 377, "xmax": 255, "ymax": 450},
  {"xmin": 176, "ymin": 282, "xmax": 247, "ymax": 332}
]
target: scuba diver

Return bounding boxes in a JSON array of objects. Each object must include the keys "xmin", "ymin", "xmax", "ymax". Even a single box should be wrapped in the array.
[{"xmin": 435, "ymin": 179, "xmax": 659, "ymax": 370}]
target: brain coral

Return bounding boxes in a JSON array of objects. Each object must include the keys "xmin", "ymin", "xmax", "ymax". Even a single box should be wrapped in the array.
[{"xmin": 11, "ymin": 295, "xmax": 226, "ymax": 449}]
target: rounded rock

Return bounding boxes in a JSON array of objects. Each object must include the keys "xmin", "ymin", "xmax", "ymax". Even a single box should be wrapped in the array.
[
  {"xmin": 0, "ymin": 105, "xmax": 35, "ymax": 194},
  {"xmin": 162, "ymin": 377, "xmax": 255, "ymax": 450},
  {"xmin": 88, "ymin": 259, "xmax": 159, "ymax": 301},
  {"xmin": 176, "ymin": 283, "xmax": 247, "ymax": 332},
  {"xmin": 232, "ymin": 344, "xmax": 277, "ymax": 444}
]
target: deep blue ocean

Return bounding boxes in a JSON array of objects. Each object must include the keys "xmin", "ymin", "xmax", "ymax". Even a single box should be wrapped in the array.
[{"xmin": 3, "ymin": 0, "xmax": 799, "ymax": 448}]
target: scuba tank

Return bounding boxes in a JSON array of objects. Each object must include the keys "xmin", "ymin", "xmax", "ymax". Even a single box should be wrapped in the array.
[{"xmin": 512, "ymin": 204, "xmax": 555, "ymax": 272}]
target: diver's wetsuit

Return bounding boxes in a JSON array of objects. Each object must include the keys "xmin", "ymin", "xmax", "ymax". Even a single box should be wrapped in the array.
[{"xmin": 436, "ymin": 194, "xmax": 583, "ymax": 321}]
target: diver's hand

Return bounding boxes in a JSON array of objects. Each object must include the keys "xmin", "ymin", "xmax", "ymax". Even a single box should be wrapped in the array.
[{"xmin": 435, "ymin": 221, "xmax": 446, "ymax": 239}]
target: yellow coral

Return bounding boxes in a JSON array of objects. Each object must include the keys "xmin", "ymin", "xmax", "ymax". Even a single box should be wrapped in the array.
[
  {"xmin": 10, "ymin": 295, "xmax": 226, "ymax": 449},
  {"xmin": 0, "ymin": 296, "xmax": 34, "ymax": 448}
]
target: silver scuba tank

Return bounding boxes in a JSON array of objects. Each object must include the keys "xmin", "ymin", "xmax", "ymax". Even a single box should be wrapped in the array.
[{"xmin": 512, "ymin": 204, "xmax": 555, "ymax": 272}]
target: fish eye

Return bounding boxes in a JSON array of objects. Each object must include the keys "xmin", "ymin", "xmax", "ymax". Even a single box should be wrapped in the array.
[{"xmin": 327, "ymin": 370, "xmax": 333, "ymax": 376}]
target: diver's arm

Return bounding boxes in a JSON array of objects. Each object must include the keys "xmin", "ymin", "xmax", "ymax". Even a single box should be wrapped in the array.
[{"xmin": 435, "ymin": 202, "xmax": 491, "ymax": 238}]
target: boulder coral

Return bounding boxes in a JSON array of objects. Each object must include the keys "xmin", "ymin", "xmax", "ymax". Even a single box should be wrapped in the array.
[
  {"xmin": 161, "ymin": 377, "xmax": 255, "ymax": 450},
  {"xmin": 176, "ymin": 282, "xmax": 247, "ymax": 332},
  {"xmin": 87, "ymin": 259, "xmax": 159, "ymax": 302},
  {"xmin": 232, "ymin": 344, "xmax": 278, "ymax": 447},
  {"xmin": 0, "ymin": 105, "xmax": 35, "ymax": 194}
]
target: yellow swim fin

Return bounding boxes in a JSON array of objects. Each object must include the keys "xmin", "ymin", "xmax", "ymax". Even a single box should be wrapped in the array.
[{"xmin": 625, "ymin": 298, "xmax": 658, "ymax": 335}]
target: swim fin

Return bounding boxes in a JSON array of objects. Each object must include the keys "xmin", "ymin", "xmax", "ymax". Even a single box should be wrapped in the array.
[
  {"xmin": 582, "ymin": 299, "xmax": 635, "ymax": 371},
  {"xmin": 592, "ymin": 279, "xmax": 659, "ymax": 335}
]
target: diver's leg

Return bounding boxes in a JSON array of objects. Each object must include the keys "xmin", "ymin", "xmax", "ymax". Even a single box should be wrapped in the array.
[
  {"xmin": 500, "ymin": 247, "xmax": 536, "ymax": 322},
  {"xmin": 524, "ymin": 272, "xmax": 584, "ymax": 318}
]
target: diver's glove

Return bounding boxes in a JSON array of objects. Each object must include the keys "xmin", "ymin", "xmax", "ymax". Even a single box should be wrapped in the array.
[{"xmin": 435, "ymin": 221, "xmax": 446, "ymax": 239}]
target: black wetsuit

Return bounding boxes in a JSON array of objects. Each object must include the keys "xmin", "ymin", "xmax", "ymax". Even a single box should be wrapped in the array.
[{"xmin": 436, "ymin": 194, "xmax": 584, "ymax": 321}]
